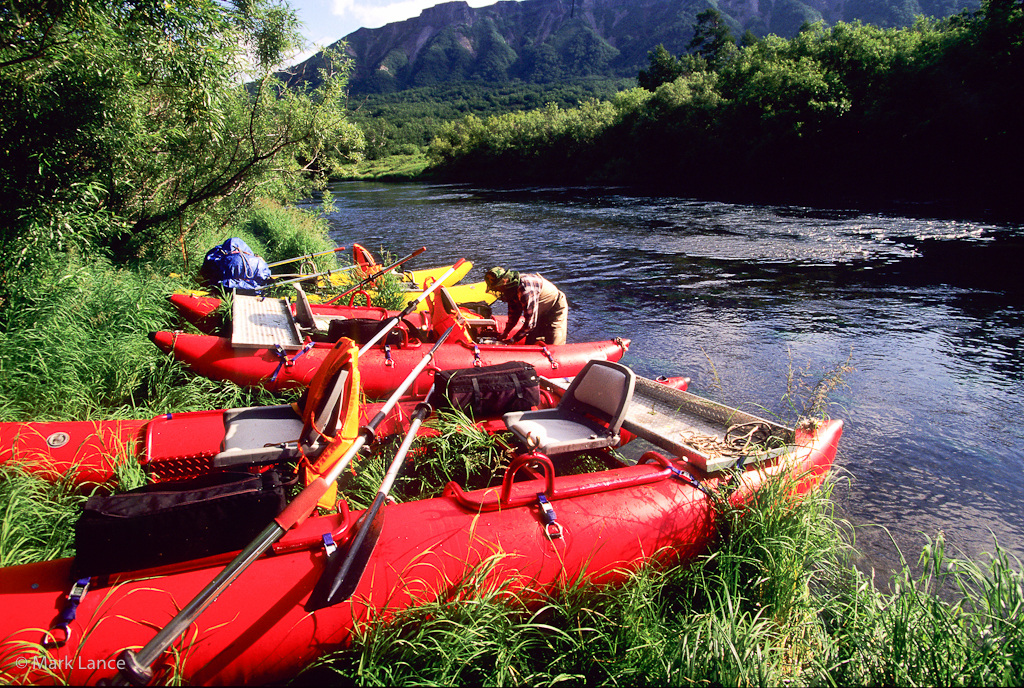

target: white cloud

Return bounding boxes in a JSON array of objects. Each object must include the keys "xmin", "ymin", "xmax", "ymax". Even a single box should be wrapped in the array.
[
  {"xmin": 331, "ymin": 0, "xmax": 498, "ymax": 32},
  {"xmin": 284, "ymin": 0, "xmax": 513, "ymax": 58}
]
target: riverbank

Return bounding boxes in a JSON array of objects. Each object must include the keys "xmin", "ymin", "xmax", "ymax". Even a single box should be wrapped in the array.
[
  {"xmin": 1, "ymin": 191, "xmax": 1022, "ymax": 684},
  {"xmin": 332, "ymin": 153, "xmax": 431, "ymax": 181}
]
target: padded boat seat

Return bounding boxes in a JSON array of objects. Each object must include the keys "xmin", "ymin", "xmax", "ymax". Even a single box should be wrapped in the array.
[
  {"xmin": 503, "ymin": 360, "xmax": 636, "ymax": 456},
  {"xmin": 439, "ymin": 286, "xmax": 496, "ymax": 329},
  {"xmin": 430, "ymin": 286, "xmax": 496, "ymax": 345},
  {"xmin": 214, "ymin": 405, "xmax": 305, "ymax": 467},
  {"xmin": 294, "ymin": 283, "xmax": 319, "ymax": 330},
  {"xmin": 212, "ymin": 364, "xmax": 350, "ymax": 468}
]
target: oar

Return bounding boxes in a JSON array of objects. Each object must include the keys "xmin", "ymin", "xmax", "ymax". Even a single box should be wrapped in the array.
[
  {"xmin": 266, "ymin": 246, "xmax": 346, "ymax": 269},
  {"xmin": 306, "ymin": 390, "xmax": 435, "ymax": 611},
  {"xmin": 324, "ymin": 247, "xmax": 428, "ymax": 305},
  {"xmin": 271, "ymin": 261, "xmax": 365, "ymax": 288},
  {"xmin": 113, "ymin": 324, "xmax": 458, "ymax": 687},
  {"xmin": 357, "ymin": 257, "xmax": 467, "ymax": 354}
]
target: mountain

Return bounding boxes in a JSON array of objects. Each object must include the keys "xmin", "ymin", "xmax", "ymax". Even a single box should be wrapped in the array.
[{"xmin": 281, "ymin": 0, "xmax": 980, "ymax": 95}]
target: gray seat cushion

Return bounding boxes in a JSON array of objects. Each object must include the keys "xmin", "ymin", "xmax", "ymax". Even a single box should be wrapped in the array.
[
  {"xmin": 502, "ymin": 360, "xmax": 635, "ymax": 457},
  {"xmin": 503, "ymin": 408, "xmax": 617, "ymax": 455},
  {"xmin": 213, "ymin": 405, "xmax": 304, "ymax": 467}
]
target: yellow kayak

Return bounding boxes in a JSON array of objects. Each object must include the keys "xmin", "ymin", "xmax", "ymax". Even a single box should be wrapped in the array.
[
  {"xmin": 402, "ymin": 277, "xmax": 494, "ymax": 309},
  {"xmin": 179, "ymin": 243, "xmax": 496, "ymax": 310},
  {"xmin": 324, "ymin": 259, "xmax": 472, "ymax": 290},
  {"xmin": 338, "ymin": 244, "xmax": 494, "ymax": 310}
]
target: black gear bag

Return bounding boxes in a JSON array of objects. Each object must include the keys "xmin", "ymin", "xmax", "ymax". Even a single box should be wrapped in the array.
[
  {"xmin": 72, "ymin": 470, "xmax": 286, "ymax": 577},
  {"xmin": 429, "ymin": 362, "xmax": 540, "ymax": 418}
]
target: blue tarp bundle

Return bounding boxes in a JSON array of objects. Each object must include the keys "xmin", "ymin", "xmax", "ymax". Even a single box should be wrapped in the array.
[{"xmin": 199, "ymin": 238, "xmax": 272, "ymax": 290}]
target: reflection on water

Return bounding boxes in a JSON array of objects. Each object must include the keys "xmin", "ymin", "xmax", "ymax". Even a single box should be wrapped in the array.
[{"xmin": 307, "ymin": 182, "xmax": 1024, "ymax": 573}]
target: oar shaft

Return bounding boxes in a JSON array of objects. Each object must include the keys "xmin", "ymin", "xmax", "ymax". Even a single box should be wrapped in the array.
[
  {"xmin": 321, "ymin": 399, "xmax": 432, "ymax": 605},
  {"xmin": 357, "ymin": 258, "xmax": 466, "ymax": 355},
  {"xmin": 267, "ymin": 246, "xmax": 345, "ymax": 269},
  {"xmin": 357, "ymin": 323, "xmax": 455, "ymax": 435},
  {"xmin": 325, "ymin": 247, "xmax": 427, "ymax": 305},
  {"xmin": 272, "ymin": 262, "xmax": 359, "ymax": 287},
  {"xmin": 118, "ymin": 520, "xmax": 284, "ymax": 684},
  {"xmin": 380, "ymin": 402, "xmax": 430, "ymax": 494}
]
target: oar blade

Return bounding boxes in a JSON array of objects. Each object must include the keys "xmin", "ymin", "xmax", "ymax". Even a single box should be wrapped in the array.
[{"xmin": 305, "ymin": 504, "xmax": 386, "ymax": 611}]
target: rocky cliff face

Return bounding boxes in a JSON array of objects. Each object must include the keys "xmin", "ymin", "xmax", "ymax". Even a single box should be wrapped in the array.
[{"xmin": 280, "ymin": 0, "xmax": 977, "ymax": 94}]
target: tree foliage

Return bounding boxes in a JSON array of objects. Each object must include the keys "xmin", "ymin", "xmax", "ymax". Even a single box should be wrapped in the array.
[
  {"xmin": 687, "ymin": 9, "xmax": 739, "ymax": 69},
  {"xmin": 426, "ymin": 0, "xmax": 1023, "ymax": 211},
  {"xmin": 638, "ymin": 45, "xmax": 688, "ymax": 91},
  {"xmin": 0, "ymin": 0, "xmax": 360, "ymax": 289},
  {"xmin": 345, "ymin": 79, "xmax": 631, "ymax": 159}
]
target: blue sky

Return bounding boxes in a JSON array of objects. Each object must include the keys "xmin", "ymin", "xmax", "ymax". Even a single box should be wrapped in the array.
[{"xmin": 285, "ymin": 0, "xmax": 505, "ymax": 62}]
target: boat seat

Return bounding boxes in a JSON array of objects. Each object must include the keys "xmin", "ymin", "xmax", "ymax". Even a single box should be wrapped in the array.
[
  {"xmin": 212, "ymin": 362, "xmax": 350, "ymax": 468},
  {"xmin": 503, "ymin": 360, "xmax": 636, "ymax": 456},
  {"xmin": 439, "ymin": 286, "xmax": 497, "ymax": 330},
  {"xmin": 430, "ymin": 286, "xmax": 496, "ymax": 344}
]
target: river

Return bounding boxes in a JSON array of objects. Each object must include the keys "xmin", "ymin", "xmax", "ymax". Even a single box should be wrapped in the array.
[{"xmin": 303, "ymin": 181, "xmax": 1024, "ymax": 575}]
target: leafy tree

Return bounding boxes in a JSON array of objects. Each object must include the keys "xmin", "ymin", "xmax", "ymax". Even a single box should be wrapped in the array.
[
  {"xmin": 638, "ymin": 45, "xmax": 686, "ymax": 89},
  {"xmin": 426, "ymin": 3, "xmax": 1021, "ymax": 211},
  {"xmin": 740, "ymin": 29, "xmax": 761, "ymax": 47},
  {"xmin": 687, "ymin": 8, "xmax": 738, "ymax": 69},
  {"xmin": 0, "ymin": 0, "xmax": 360, "ymax": 284}
]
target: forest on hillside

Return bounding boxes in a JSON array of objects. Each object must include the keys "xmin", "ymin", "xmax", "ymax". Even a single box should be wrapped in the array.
[
  {"xmin": 346, "ymin": 79, "xmax": 633, "ymax": 159},
  {"xmin": 423, "ymin": 1, "xmax": 1022, "ymax": 213}
]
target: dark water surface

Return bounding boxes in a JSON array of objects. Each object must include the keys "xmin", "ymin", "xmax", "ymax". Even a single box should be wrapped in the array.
[{"xmin": 306, "ymin": 181, "xmax": 1024, "ymax": 573}]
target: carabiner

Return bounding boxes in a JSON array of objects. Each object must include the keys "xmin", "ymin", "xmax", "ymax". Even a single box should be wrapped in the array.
[
  {"xmin": 537, "ymin": 493, "xmax": 563, "ymax": 540},
  {"xmin": 43, "ymin": 577, "xmax": 90, "ymax": 649}
]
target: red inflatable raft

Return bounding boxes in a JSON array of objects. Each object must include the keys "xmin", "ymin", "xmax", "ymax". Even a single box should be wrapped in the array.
[
  {"xmin": 0, "ymin": 377, "xmax": 691, "ymax": 488},
  {"xmin": 150, "ymin": 330, "xmax": 630, "ymax": 396},
  {"xmin": 0, "ymin": 417, "xmax": 843, "ymax": 686},
  {"xmin": 166, "ymin": 292, "xmax": 503, "ymax": 336}
]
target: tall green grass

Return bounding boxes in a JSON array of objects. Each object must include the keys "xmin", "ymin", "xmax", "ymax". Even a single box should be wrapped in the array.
[
  {"xmin": 0, "ymin": 257, "xmax": 288, "ymax": 421},
  {"xmin": 176, "ymin": 199, "xmax": 341, "ymax": 280},
  {"xmin": 298, "ymin": 473, "xmax": 1024, "ymax": 687},
  {"xmin": 0, "ymin": 464, "xmax": 86, "ymax": 567},
  {"xmin": 0, "ymin": 201, "xmax": 410, "ymax": 421}
]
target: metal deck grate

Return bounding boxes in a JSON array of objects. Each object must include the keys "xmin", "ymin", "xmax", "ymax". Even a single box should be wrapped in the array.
[
  {"xmin": 231, "ymin": 293, "xmax": 303, "ymax": 350},
  {"xmin": 622, "ymin": 376, "xmax": 794, "ymax": 473}
]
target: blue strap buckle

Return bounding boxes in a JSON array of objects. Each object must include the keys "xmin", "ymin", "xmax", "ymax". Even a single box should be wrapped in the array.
[
  {"xmin": 537, "ymin": 493, "xmax": 563, "ymax": 540},
  {"xmin": 540, "ymin": 345, "xmax": 559, "ymax": 370},
  {"xmin": 668, "ymin": 465, "xmax": 712, "ymax": 497},
  {"xmin": 44, "ymin": 576, "xmax": 90, "ymax": 648},
  {"xmin": 269, "ymin": 340, "xmax": 315, "ymax": 382}
]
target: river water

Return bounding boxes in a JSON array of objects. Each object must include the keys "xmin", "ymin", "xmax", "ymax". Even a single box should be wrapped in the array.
[{"xmin": 305, "ymin": 181, "xmax": 1024, "ymax": 574}]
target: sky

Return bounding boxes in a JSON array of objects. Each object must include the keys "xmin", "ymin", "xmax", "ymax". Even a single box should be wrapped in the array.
[{"xmin": 284, "ymin": 0, "xmax": 505, "ymax": 63}]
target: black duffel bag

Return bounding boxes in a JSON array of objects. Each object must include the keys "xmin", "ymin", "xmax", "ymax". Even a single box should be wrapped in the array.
[
  {"xmin": 73, "ymin": 470, "xmax": 286, "ymax": 577},
  {"xmin": 428, "ymin": 362, "xmax": 540, "ymax": 418}
]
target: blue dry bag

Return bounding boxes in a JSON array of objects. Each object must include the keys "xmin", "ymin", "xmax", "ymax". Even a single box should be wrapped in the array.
[{"xmin": 199, "ymin": 238, "xmax": 272, "ymax": 290}]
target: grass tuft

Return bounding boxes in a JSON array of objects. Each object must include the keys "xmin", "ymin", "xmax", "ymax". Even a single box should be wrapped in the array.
[{"xmin": 0, "ymin": 464, "xmax": 87, "ymax": 567}]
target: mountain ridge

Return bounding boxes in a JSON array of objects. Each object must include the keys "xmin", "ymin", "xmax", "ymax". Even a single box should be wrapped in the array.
[{"xmin": 282, "ymin": 0, "xmax": 980, "ymax": 95}]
